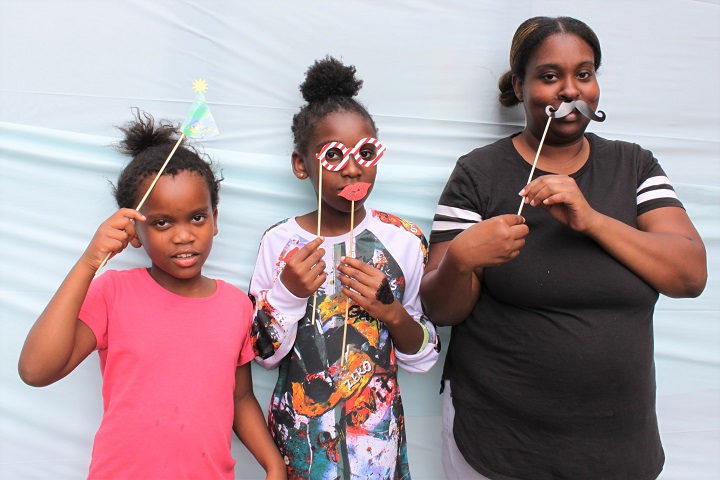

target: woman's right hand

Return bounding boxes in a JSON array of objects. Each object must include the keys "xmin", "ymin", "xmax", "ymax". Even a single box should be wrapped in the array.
[
  {"xmin": 446, "ymin": 214, "xmax": 529, "ymax": 273},
  {"xmin": 81, "ymin": 208, "xmax": 146, "ymax": 271},
  {"xmin": 279, "ymin": 236, "xmax": 327, "ymax": 298}
]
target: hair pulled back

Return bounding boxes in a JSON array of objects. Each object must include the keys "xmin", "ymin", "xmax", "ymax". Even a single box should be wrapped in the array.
[
  {"xmin": 498, "ymin": 16, "xmax": 602, "ymax": 107},
  {"xmin": 113, "ymin": 109, "xmax": 222, "ymax": 210},
  {"xmin": 291, "ymin": 55, "xmax": 377, "ymax": 156}
]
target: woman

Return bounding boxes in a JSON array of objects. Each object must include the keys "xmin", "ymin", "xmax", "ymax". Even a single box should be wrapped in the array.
[{"xmin": 420, "ymin": 16, "xmax": 707, "ymax": 480}]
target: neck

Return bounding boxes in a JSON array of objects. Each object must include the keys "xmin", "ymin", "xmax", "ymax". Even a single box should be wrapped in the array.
[
  {"xmin": 515, "ymin": 130, "xmax": 589, "ymax": 175},
  {"xmin": 300, "ymin": 205, "xmax": 367, "ymax": 238},
  {"xmin": 147, "ymin": 267, "xmax": 214, "ymax": 298}
]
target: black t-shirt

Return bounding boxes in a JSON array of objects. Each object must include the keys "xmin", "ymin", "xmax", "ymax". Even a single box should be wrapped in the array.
[{"xmin": 430, "ymin": 133, "xmax": 684, "ymax": 480}]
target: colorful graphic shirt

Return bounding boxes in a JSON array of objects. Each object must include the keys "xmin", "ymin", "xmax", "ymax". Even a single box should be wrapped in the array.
[{"xmin": 250, "ymin": 209, "xmax": 440, "ymax": 480}]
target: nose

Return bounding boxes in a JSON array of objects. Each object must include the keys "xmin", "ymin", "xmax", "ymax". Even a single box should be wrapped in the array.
[
  {"xmin": 558, "ymin": 75, "xmax": 580, "ymax": 102},
  {"xmin": 340, "ymin": 155, "xmax": 363, "ymax": 178},
  {"xmin": 172, "ymin": 224, "xmax": 194, "ymax": 244}
]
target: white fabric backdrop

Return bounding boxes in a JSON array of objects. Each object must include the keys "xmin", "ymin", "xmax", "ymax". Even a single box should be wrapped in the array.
[{"xmin": 1, "ymin": 1, "xmax": 718, "ymax": 478}]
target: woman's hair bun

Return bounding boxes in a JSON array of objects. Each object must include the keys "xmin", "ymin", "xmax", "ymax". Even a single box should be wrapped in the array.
[
  {"xmin": 117, "ymin": 109, "xmax": 179, "ymax": 157},
  {"xmin": 299, "ymin": 55, "xmax": 363, "ymax": 104}
]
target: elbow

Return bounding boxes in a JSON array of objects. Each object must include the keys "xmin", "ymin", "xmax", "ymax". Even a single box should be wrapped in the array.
[
  {"xmin": 663, "ymin": 267, "xmax": 708, "ymax": 299},
  {"xmin": 18, "ymin": 363, "xmax": 53, "ymax": 388},
  {"xmin": 680, "ymin": 254, "xmax": 708, "ymax": 298},
  {"xmin": 681, "ymin": 271, "xmax": 708, "ymax": 298},
  {"xmin": 421, "ymin": 303, "xmax": 466, "ymax": 327},
  {"xmin": 17, "ymin": 352, "xmax": 59, "ymax": 387}
]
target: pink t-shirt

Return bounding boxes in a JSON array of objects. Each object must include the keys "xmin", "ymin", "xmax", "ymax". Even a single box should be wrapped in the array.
[{"xmin": 79, "ymin": 268, "xmax": 254, "ymax": 479}]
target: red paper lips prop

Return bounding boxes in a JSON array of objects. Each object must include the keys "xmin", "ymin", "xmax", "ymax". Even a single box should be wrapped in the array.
[{"xmin": 338, "ymin": 182, "xmax": 371, "ymax": 201}]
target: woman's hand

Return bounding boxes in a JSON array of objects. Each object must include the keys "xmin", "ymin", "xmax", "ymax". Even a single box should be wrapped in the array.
[
  {"xmin": 448, "ymin": 213, "xmax": 529, "ymax": 273},
  {"xmin": 279, "ymin": 236, "xmax": 326, "ymax": 298},
  {"xmin": 520, "ymin": 175, "xmax": 599, "ymax": 232}
]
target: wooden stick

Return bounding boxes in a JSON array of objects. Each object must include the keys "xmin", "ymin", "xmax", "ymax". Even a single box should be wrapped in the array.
[
  {"xmin": 310, "ymin": 168, "xmax": 323, "ymax": 329},
  {"xmin": 518, "ymin": 117, "xmax": 552, "ymax": 216},
  {"xmin": 95, "ymin": 133, "xmax": 185, "ymax": 275},
  {"xmin": 340, "ymin": 200, "xmax": 355, "ymax": 367}
]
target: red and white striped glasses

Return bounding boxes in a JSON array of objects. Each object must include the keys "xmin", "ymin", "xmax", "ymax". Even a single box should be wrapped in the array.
[{"xmin": 315, "ymin": 138, "xmax": 386, "ymax": 171}]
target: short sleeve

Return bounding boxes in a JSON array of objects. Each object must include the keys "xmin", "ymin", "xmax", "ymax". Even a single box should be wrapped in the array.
[
  {"xmin": 429, "ymin": 161, "xmax": 483, "ymax": 244},
  {"xmin": 78, "ymin": 272, "xmax": 112, "ymax": 350},
  {"xmin": 237, "ymin": 293, "xmax": 257, "ymax": 366},
  {"xmin": 636, "ymin": 148, "xmax": 684, "ymax": 216}
]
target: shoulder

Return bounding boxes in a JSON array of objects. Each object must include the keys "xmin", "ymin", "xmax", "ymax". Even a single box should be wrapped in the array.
[
  {"xmin": 94, "ymin": 267, "xmax": 145, "ymax": 288},
  {"xmin": 456, "ymin": 136, "xmax": 516, "ymax": 170},
  {"xmin": 370, "ymin": 210, "xmax": 424, "ymax": 236},
  {"xmin": 212, "ymin": 279, "xmax": 253, "ymax": 309},
  {"xmin": 368, "ymin": 210, "xmax": 428, "ymax": 249},
  {"xmin": 261, "ymin": 218, "xmax": 292, "ymax": 238},
  {"xmin": 588, "ymin": 133, "xmax": 654, "ymax": 161}
]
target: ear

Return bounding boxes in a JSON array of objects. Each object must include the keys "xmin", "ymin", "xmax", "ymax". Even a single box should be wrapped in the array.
[
  {"xmin": 511, "ymin": 74, "xmax": 524, "ymax": 102},
  {"xmin": 291, "ymin": 150, "xmax": 309, "ymax": 180},
  {"xmin": 212, "ymin": 208, "xmax": 219, "ymax": 236}
]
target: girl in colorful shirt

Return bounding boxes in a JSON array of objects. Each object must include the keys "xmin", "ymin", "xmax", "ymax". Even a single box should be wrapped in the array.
[
  {"xmin": 249, "ymin": 56, "xmax": 440, "ymax": 479},
  {"xmin": 19, "ymin": 111, "xmax": 286, "ymax": 479}
]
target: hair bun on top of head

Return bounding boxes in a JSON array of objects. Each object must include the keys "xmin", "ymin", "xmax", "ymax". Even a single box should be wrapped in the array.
[
  {"xmin": 117, "ymin": 108, "xmax": 181, "ymax": 158},
  {"xmin": 299, "ymin": 55, "xmax": 363, "ymax": 104}
]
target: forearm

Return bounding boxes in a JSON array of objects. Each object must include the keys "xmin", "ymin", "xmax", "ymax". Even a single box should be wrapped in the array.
[
  {"xmin": 384, "ymin": 309, "xmax": 425, "ymax": 354},
  {"xmin": 233, "ymin": 394, "xmax": 286, "ymax": 477},
  {"xmin": 420, "ymin": 242, "xmax": 481, "ymax": 326},
  {"xmin": 18, "ymin": 259, "xmax": 96, "ymax": 385},
  {"xmin": 585, "ymin": 211, "xmax": 707, "ymax": 298}
]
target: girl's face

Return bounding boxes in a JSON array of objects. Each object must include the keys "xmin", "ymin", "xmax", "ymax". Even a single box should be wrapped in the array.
[
  {"xmin": 513, "ymin": 33, "xmax": 600, "ymax": 146},
  {"xmin": 135, "ymin": 170, "xmax": 218, "ymax": 294},
  {"xmin": 293, "ymin": 110, "xmax": 378, "ymax": 216}
]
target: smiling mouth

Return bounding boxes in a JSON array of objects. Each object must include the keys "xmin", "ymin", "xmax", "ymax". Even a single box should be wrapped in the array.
[{"xmin": 174, "ymin": 253, "xmax": 197, "ymax": 259}]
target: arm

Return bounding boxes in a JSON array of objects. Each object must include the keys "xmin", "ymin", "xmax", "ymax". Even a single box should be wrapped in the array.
[
  {"xmin": 18, "ymin": 208, "xmax": 145, "ymax": 386},
  {"xmin": 521, "ymin": 176, "xmax": 707, "ymax": 298},
  {"xmin": 419, "ymin": 214, "xmax": 529, "ymax": 326},
  {"xmin": 250, "ymin": 236, "xmax": 325, "ymax": 369},
  {"xmin": 232, "ymin": 363, "xmax": 287, "ymax": 480}
]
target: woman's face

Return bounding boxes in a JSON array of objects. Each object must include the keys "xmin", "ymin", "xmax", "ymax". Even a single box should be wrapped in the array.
[{"xmin": 513, "ymin": 33, "xmax": 600, "ymax": 146}]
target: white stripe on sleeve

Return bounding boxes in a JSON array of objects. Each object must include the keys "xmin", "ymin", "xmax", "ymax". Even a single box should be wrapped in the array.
[
  {"xmin": 637, "ymin": 176, "xmax": 671, "ymax": 193},
  {"xmin": 637, "ymin": 188, "xmax": 679, "ymax": 205},
  {"xmin": 434, "ymin": 205, "xmax": 482, "ymax": 222},
  {"xmin": 432, "ymin": 220, "xmax": 476, "ymax": 232}
]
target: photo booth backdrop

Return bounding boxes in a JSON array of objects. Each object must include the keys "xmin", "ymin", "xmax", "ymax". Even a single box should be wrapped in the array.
[{"xmin": 1, "ymin": 0, "xmax": 718, "ymax": 478}]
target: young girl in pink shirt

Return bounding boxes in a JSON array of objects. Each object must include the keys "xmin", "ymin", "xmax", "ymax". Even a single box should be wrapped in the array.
[{"xmin": 19, "ymin": 111, "xmax": 286, "ymax": 480}]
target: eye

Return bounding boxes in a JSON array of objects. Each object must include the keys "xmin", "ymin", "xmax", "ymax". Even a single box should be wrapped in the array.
[
  {"xmin": 192, "ymin": 214, "xmax": 207, "ymax": 223},
  {"xmin": 359, "ymin": 145, "xmax": 377, "ymax": 161},
  {"xmin": 540, "ymin": 72, "xmax": 558, "ymax": 82},
  {"xmin": 577, "ymin": 70, "xmax": 594, "ymax": 80},
  {"xmin": 323, "ymin": 147, "xmax": 346, "ymax": 164},
  {"xmin": 153, "ymin": 219, "xmax": 170, "ymax": 229}
]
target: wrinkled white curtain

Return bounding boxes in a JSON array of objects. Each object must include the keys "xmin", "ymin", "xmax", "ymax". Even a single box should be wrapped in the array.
[{"xmin": 1, "ymin": 1, "xmax": 718, "ymax": 478}]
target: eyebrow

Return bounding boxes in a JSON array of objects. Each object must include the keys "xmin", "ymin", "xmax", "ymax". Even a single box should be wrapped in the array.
[
  {"xmin": 315, "ymin": 140, "xmax": 343, "ymax": 149},
  {"xmin": 144, "ymin": 205, "xmax": 212, "ymax": 219},
  {"xmin": 534, "ymin": 60, "xmax": 595, "ymax": 70}
]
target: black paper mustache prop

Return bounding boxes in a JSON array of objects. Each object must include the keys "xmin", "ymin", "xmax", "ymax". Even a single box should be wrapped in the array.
[{"xmin": 546, "ymin": 100, "xmax": 606, "ymax": 122}]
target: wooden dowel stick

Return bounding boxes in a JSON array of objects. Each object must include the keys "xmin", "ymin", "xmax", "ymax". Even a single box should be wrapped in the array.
[
  {"xmin": 310, "ymin": 168, "xmax": 323, "ymax": 328},
  {"xmin": 340, "ymin": 200, "xmax": 355, "ymax": 367},
  {"xmin": 518, "ymin": 117, "xmax": 552, "ymax": 216},
  {"xmin": 95, "ymin": 133, "xmax": 185, "ymax": 275}
]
